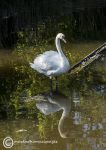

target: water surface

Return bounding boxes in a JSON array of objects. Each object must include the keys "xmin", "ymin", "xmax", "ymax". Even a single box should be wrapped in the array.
[{"xmin": 0, "ymin": 42, "xmax": 106, "ymax": 149}]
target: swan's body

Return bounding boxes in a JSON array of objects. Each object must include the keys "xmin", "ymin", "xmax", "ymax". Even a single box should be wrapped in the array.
[
  {"xmin": 34, "ymin": 92, "xmax": 71, "ymax": 138},
  {"xmin": 30, "ymin": 33, "xmax": 70, "ymax": 78}
]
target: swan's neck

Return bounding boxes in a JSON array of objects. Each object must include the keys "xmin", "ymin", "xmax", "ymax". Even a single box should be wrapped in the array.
[
  {"xmin": 55, "ymin": 37, "xmax": 64, "ymax": 56},
  {"xmin": 58, "ymin": 109, "xmax": 69, "ymax": 138}
]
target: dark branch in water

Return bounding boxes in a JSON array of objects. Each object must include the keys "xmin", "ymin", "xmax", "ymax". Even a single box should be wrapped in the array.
[{"xmin": 69, "ymin": 43, "xmax": 106, "ymax": 74}]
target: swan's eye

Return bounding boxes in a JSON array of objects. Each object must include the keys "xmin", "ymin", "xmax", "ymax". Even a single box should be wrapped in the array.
[
  {"xmin": 61, "ymin": 35, "xmax": 64, "ymax": 39},
  {"xmin": 62, "ymin": 35, "xmax": 65, "ymax": 38}
]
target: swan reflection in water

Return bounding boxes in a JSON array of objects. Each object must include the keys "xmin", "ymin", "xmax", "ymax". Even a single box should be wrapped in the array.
[{"xmin": 34, "ymin": 91, "xmax": 71, "ymax": 138}]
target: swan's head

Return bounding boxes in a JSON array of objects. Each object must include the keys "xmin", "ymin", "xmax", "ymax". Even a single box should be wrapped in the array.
[{"xmin": 56, "ymin": 33, "xmax": 66, "ymax": 43}]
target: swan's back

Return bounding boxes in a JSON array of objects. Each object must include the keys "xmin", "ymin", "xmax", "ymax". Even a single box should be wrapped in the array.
[
  {"xmin": 35, "ymin": 92, "xmax": 70, "ymax": 115},
  {"xmin": 36, "ymin": 102, "xmax": 61, "ymax": 115},
  {"xmin": 30, "ymin": 50, "xmax": 61, "ymax": 75}
]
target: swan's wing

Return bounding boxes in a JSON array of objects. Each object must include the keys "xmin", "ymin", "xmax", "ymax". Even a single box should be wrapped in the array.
[
  {"xmin": 36, "ymin": 101, "xmax": 61, "ymax": 115},
  {"xmin": 31, "ymin": 51, "xmax": 60, "ymax": 74},
  {"xmin": 40, "ymin": 50, "xmax": 58, "ymax": 58}
]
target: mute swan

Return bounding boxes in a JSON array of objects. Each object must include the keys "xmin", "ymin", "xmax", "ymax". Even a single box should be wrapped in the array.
[
  {"xmin": 30, "ymin": 33, "xmax": 70, "ymax": 91},
  {"xmin": 33, "ymin": 92, "xmax": 71, "ymax": 138}
]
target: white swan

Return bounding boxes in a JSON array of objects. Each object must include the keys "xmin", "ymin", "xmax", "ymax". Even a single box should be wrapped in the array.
[
  {"xmin": 34, "ymin": 92, "xmax": 71, "ymax": 138},
  {"xmin": 30, "ymin": 33, "xmax": 70, "ymax": 90}
]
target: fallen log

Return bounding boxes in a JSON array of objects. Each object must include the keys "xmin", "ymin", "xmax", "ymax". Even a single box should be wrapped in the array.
[{"xmin": 69, "ymin": 43, "xmax": 106, "ymax": 74}]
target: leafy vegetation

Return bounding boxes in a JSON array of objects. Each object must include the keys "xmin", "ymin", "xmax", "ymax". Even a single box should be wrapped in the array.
[{"xmin": 0, "ymin": 41, "xmax": 106, "ymax": 120}]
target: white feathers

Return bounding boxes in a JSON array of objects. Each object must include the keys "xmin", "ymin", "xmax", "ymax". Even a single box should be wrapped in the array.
[{"xmin": 30, "ymin": 33, "xmax": 70, "ymax": 77}]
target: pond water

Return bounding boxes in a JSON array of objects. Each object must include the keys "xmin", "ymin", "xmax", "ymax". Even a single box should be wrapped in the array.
[{"xmin": 0, "ymin": 42, "xmax": 106, "ymax": 150}]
